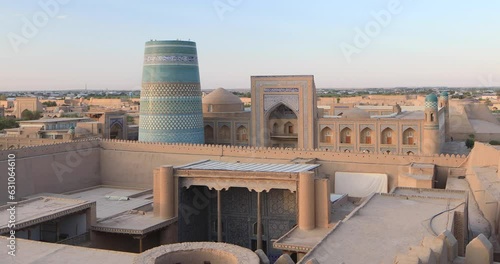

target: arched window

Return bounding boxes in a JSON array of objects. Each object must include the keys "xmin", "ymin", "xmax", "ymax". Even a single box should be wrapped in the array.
[
  {"xmin": 340, "ymin": 128, "xmax": 352, "ymax": 144},
  {"xmin": 110, "ymin": 123, "xmax": 123, "ymax": 139},
  {"xmin": 219, "ymin": 125, "xmax": 230, "ymax": 140},
  {"xmin": 360, "ymin": 128, "xmax": 372, "ymax": 144},
  {"xmin": 381, "ymin": 128, "xmax": 394, "ymax": 145},
  {"xmin": 208, "ymin": 104, "xmax": 213, "ymax": 112},
  {"xmin": 430, "ymin": 113, "xmax": 434, "ymax": 122},
  {"xmin": 204, "ymin": 125, "xmax": 214, "ymax": 141},
  {"xmin": 272, "ymin": 123, "xmax": 278, "ymax": 134},
  {"xmin": 236, "ymin": 126, "xmax": 248, "ymax": 141},
  {"xmin": 320, "ymin": 127, "xmax": 333, "ymax": 143},
  {"xmin": 284, "ymin": 122, "xmax": 294, "ymax": 134},
  {"xmin": 403, "ymin": 128, "xmax": 416, "ymax": 145}
]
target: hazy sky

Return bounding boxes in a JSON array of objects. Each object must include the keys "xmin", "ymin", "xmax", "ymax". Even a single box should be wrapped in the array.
[{"xmin": 0, "ymin": 0, "xmax": 499, "ymax": 91}]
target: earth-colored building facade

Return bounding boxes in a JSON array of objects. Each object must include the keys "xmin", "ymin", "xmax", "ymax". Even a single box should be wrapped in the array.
[
  {"xmin": 1, "ymin": 138, "xmax": 497, "ymax": 264},
  {"xmin": 202, "ymin": 75, "xmax": 448, "ymax": 155}
]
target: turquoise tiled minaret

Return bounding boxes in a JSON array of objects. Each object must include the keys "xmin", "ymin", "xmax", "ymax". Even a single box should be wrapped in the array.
[
  {"xmin": 139, "ymin": 40, "xmax": 204, "ymax": 143},
  {"xmin": 423, "ymin": 93, "xmax": 440, "ymax": 154}
]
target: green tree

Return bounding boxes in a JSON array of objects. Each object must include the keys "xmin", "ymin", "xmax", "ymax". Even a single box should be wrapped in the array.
[
  {"xmin": 126, "ymin": 115, "xmax": 134, "ymax": 124},
  {"xmin": 0, "ymin": 118, "xmax": 19, "ymax": 130},
  {"xmin": 60, "ymin": 113, "xmax": 80, "ymax": 118},
  {"xmin": 465, "ymin": 134, "xmax": 476, "ymax": 149},
  {"xmin": 42, "ymin": 101, "xmax": 57, "ymax": 107},
  {"xmin": 21, "ymin": 109, "xmax": 34, "ymax": 120},
  {"xmin": 465, "ymin": 138, "xmax": 475, "ymax": 149},
  {"xmin": 20, "ymin": 110, "xmax": 42, "ymax": 120}
]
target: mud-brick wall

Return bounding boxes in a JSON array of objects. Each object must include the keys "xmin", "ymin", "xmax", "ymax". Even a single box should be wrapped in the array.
[{"xmin": 0, "ymin": 140, "xmax": 100, "ymax": 204}]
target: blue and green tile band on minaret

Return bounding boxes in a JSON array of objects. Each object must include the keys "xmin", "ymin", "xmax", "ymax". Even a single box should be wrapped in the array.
[{"xmin": 139, "ymin": 40, "xmax": 204, "ymax": 143}]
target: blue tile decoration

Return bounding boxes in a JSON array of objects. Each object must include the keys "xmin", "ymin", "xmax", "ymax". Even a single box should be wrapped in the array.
[{"xmin": 139, "ymin": 40, "xmax": 204, "ymax": 143}]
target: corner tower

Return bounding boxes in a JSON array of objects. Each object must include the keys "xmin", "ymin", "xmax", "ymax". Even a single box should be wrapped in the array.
[
  {"xmin": 139, "ymin": 40, "xmax": 204, "ymax": 143},
  {"xmin": 423, "ymin": 93, "xmax": 440, "ymax": 154}
]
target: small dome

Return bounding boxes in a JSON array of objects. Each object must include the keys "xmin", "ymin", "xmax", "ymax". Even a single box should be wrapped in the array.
[
  {"xmin": 203, "ymin": 88, "xmax": 243, "ymax": 105},
  {"xmin": 341, "ymin": 108, "xmax": 370, "ymax": 119},
  {"xmin": 425, "ymin": 94, "xmax": 438, "ymax": 102},
  {"xmin": 58, "ymin": 109, "xmax": 65, "ymax": 114},
  {"xmin": 441, "ymin": 91, "xmax": 449, "ymax": 97}
]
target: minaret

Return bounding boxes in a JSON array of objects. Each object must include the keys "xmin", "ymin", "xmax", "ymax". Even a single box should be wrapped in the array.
[
  {"xmin": 439, "ymin": 91, "xmax": 450, "ymax": 141},
  {"xmin": 423, "ymin": 93, "xmax": 440, "ymax": 155},
  {"xmin": 139, "ymin": 40, "xmax": 204, "ymax": 143}
]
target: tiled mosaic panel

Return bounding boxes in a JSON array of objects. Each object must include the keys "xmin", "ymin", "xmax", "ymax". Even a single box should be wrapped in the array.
[
  {"xmin": 138, "ymin": 129, "xmax": 204, "ymax": 143},
  {"xmin": 425, "ymin": 101, "xmax": 438, "ymax": 109},
  {"xmin": 144, "ymin": 55, "xmax": 198, "ymax": 66},
  {"xmin": 140, "ymin": 98, "xmax": 203, "ymax": 115},
  {"xmin": 178, "ymin": 186, "xmax": 210, "ymax": 242},
  {"xmin": 141, "ymin": 83, "xmax": 201, "ymax": 97},
  {"xmin": 140, "ymin": 114, "xmax": 203, "ymax": 130},
  {"xmin": 139, "ymin": 40, "xmax": 204, "ymax": 144}
]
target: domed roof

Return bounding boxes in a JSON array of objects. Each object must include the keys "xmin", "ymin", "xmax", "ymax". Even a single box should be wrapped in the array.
[
  {"xmin": 341, "ymin": 108, "xmax": 370, "ymax": 119},
  {"xmin": 425, "ymin": 94, "xmax": 438, "ymax": 102},
  {"xmin": 441, "ymin": 91, "xmax": 449, "ymax": 97},
  {"xmin": 203, "ymin": 88, "xmax": 243, "ymax": 105}
]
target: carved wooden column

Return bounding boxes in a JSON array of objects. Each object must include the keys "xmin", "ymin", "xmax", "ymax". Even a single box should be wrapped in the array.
[
  {"xmin": 257, "ymin": 191, "xmax": 263, "ymax": 250},
  {"xmin": 217, "ymin": 189, "xmax": 222, "ymax": 242}
]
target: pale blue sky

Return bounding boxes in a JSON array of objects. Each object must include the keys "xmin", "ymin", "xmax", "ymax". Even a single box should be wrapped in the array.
[{"xmin": 0, "ymin": 0, "xmax": 499, "ymax": 90}]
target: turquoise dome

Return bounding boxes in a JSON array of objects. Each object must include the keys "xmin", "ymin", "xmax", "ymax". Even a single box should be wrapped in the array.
[
  {"xmin": 441, "ymin": 91, "xmax": 449, "ymax": 97},
  {"xmin": 425, "ymin": 94, "xmax": 438, "ymax": 102}
]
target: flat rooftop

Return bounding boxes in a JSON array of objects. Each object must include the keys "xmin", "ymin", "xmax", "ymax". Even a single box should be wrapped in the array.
[
  {"xmin": 410, "ymin": 163, "xmax": 435, "ymax": 169},
  {"xmin": 275, "ymin": 195, "xmax": 358, "ymax": 253},
  {"xmin": 274, "ymin": 227, "xmax": 332, "ymax": 252},
  {"xmin": 393, "ymin": 110, "xmax": 425, "ymax": 119},
  {"xmin": 176, "ymin": 160, "xmax": 320, "ymax": 173},
  {"xmin": 92, "ymin": 210, "xmax": 177, "ymax": 235},
  {"xmin": 357, "ymin": 105, "xmax": 393, "ymax": 110},
  {"xmin": 471, "ymin": 166, "xmax": 500, "ymax": 199},
  {"xmin": 18, "ymin": 118, "xmax": 90, "ymax": 123},
  {"xmin": 0, "ymin": 237, "xmax": 135, "ymax": 264},
  {"xmin": 64, "ymin": 186, "xmax": 152, "ymax": 220},
  {"xmin": 0, "ymin": 197, "xmax": 93, "ymax": 233},
  {"xmin": 392, "ymin": 187, "xmax": 467, "ymax": 200},
  {"xmin": 300, "ymin": 193, "xmax": 465, "ymax": 264}
]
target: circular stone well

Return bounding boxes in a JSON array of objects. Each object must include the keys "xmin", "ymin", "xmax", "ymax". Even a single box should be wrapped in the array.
[{"xmin": 133, "ymin": 242, "xmax": 260, "ymax": 264}]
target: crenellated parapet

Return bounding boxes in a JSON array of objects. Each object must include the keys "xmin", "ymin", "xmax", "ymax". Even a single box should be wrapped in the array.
[
  {"xmin": 97, "ymin": 139, "xmax": 467, "ymax": 167},
  {"xmin": 0, "ymin": 138, "xmax": 100, "ymax": 161},
  {"xmin": 0, "ymin": 137, "xmax": 468, "ymax": 167}
]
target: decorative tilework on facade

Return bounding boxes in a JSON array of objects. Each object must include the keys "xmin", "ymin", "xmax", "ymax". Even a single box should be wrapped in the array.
[
  {"xmin": 139, "ymin": 40, "xmax": 204, "ymax": 144},
  {"xmin": 425, "ymin": 101, "xmax": 438, "ymax": 109}
]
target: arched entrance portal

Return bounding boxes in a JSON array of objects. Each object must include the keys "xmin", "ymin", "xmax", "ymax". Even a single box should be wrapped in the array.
[
  {"xmin": 267, "ymin": 104, "xmax": 298, "ymax": 148},
  {"xmin": 110, "ymin": 123, "xmax": 123, "ymax": 139}
]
